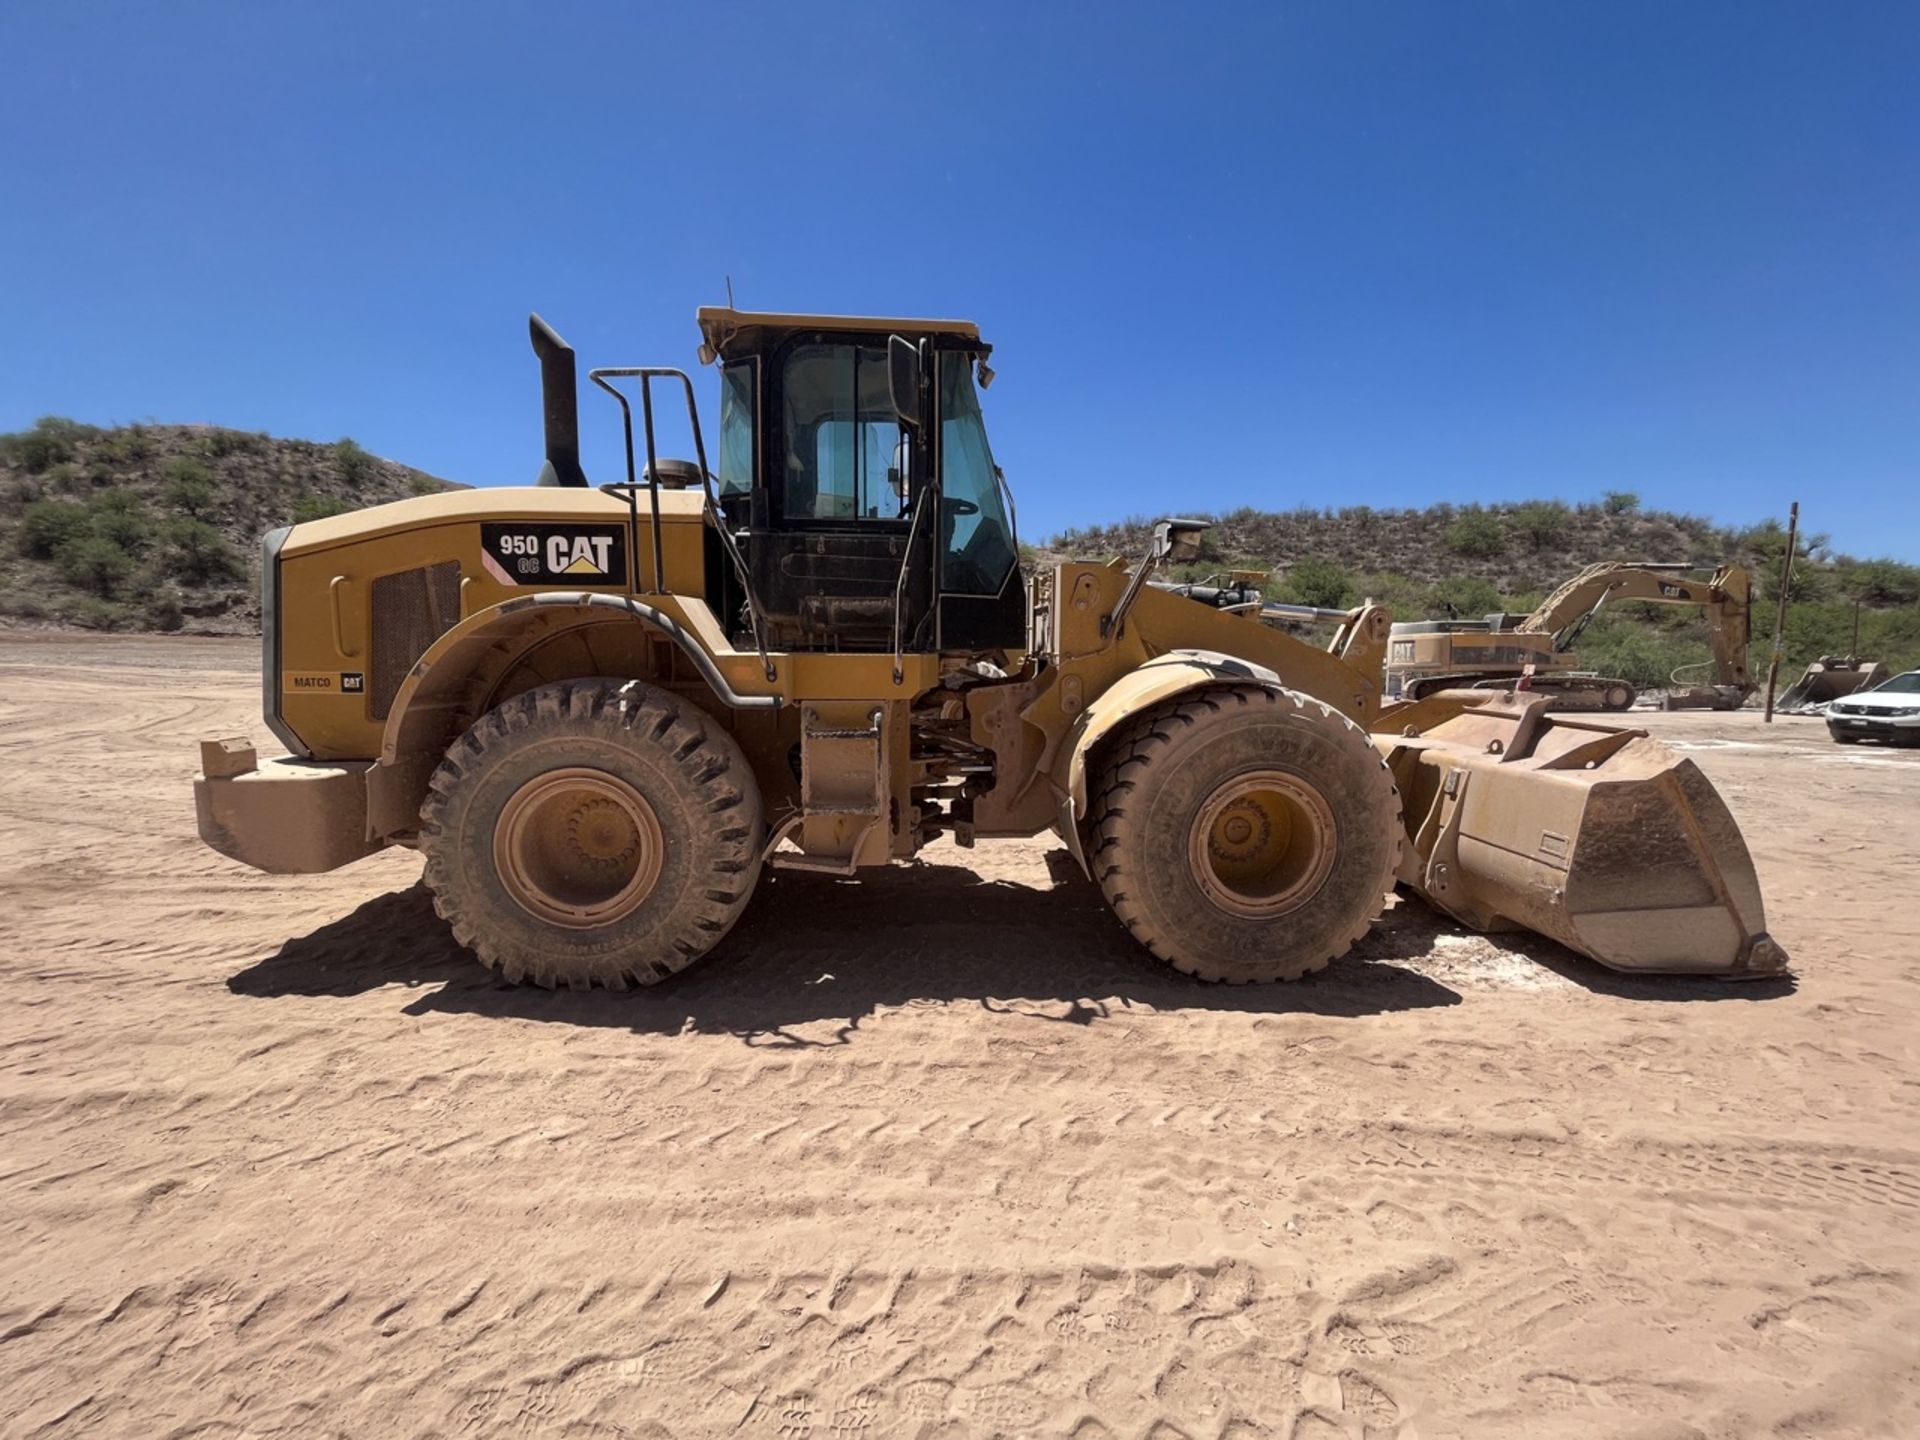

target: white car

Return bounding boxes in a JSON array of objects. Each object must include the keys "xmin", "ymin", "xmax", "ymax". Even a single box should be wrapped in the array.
[{"xmin": 1826, "ymin": 670, "xmax": 1920, "ymax": 746}]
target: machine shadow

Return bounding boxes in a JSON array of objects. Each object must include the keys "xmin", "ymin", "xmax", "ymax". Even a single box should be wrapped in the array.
[
  {"xmin": 228, "ymin": 851, "xmax": 1466, "ymax": 1043},
  {"xmin": 228, "ymin": 850, "xmax": 1793, "ymax": 1043},
  {"xmin": 1375, "ymin": 891, "xmax": 1799, "ymax": 1003}
]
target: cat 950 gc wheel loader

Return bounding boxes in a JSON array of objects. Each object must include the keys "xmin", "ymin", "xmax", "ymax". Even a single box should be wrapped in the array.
[{"xmin": 194, "ymin": 307, "xmax": 1785, "ymax": 987}]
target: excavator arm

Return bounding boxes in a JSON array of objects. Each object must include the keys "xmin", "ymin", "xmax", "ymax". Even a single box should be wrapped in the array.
[{"xmin": 1524, "ymin": 563, "xmax": 1753, "ymax": 693}]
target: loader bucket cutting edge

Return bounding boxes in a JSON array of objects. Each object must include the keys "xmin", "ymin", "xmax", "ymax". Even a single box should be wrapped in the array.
[{"xmin": 1370, "ymin": 695, "xmax": 1787, "ymax": 977}]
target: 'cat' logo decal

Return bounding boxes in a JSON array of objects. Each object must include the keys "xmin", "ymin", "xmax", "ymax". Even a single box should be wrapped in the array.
[{"xmin": 479, "ymin": 523, "xmax": 628, "ymax": 587}]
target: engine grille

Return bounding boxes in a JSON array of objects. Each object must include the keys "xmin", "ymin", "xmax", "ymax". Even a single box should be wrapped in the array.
[{"xmin": 370, "ymin": 562, "xmax": 461, "ymax": 720}]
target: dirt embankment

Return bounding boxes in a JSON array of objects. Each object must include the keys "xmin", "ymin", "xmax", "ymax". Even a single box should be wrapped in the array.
[{"xmin": 1, "ymin": 630, "xmax": 1917, "ymax": 1438}]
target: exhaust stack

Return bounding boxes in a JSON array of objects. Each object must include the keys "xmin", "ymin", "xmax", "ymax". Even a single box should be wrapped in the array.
[{"xmin": 528, "ymin": 313, "xmax": 588, "ymax": 488}]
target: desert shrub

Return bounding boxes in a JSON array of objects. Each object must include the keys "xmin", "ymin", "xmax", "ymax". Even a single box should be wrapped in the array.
[
  {"xmin": 198, "ymin": 428, "xmax": 266, "ymax": 458},
  {"xmin": 1602, "ymin": 490, "xmax": 1640, "ymax": 515},
  {"xmin": 1444, "ymin": 509, "xmax": 1506, "ymax": 558},
  {"xmin": 57, "ymin": 534, "xmax": 135, "ymax": 597},
  {"xmin": 88, "ymin": 496, "xmax": 150, "ymax": 555},
  {"xmin": 1576, "ymin": 616, "xmax": 1711, "ymax": 692},
  {"xmin": 1277, "ymin": 557, "xmax": 1354, "ymax": 609},
  {"xmin": 167, "ymin": 518, "xmax": 244, "ymax": 584},
  {"xmin": 19, "ymin": 499, "xmax": 92, "ymax": 558},
  {"xmin": 1508, "ymin": 500, "xmax": 1572, "ymax": 550},
  {"xmin": 162, "ymin": 454, "xmax": 214, "ymax": 488},
  {"xmin": 100, "ymin": 427, "xmax": 157, "ymax": 465},
  {"xmin": 59, "ymin": 595, "xmax": 125, "ymax": 630},
  {"xmin": 145, "ymin": 590, "xmax": 185, "ymax": 631},
  {"xmin": 0, "ymin": 417, "xmax": 101, "ymax": 473},
  {"xmin": 334, "ymin": 437, "xmax": 374, "ymax": 483},
  {"xmin": 163, "ymin": 465, "xmax": 218, "ymax": 518},
  {"xmin": 1422, "ymin": 575, "xmax": 1508, "ymax": 620},
  {"xmin": 291, "ymin": 491, "xmax": 352, "ymax": 523},
  {"xmin": 407, "ymin": 472, "xmax": 443, "ymax": 497},
  {"xmin": 1838, "ymin": 558, "xmax": 1920, "ymax": 607}
]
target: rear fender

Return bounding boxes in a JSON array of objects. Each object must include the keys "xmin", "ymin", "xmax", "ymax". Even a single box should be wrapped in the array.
[{"xmin": 1049, "ymin": 651, "xmax": 1279, "ymax": 872}]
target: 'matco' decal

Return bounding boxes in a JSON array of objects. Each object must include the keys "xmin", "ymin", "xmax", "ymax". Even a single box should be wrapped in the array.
[{"xmin": 479, "ymin": 523, "xmax": 628, "ymax": 587}]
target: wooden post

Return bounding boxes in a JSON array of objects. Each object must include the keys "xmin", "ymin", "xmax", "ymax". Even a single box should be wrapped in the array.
[{"xmin": 1763, "ymin": 502, "xmax": 1799, "ymax": 723}]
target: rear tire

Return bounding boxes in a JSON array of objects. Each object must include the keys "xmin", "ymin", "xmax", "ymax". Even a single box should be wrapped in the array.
[
  {"xmin": 1087, "ymin": 686, "xmax": 1402, "ymax": 982},
  {"xmin": 420, "ymin": 678, "xmax": 763, "ymax": 989}
]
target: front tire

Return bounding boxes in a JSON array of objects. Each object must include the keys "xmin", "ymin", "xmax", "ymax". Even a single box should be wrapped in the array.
[
  {"xmin": 1087, "ymin": 686, "xmax": 1402, "ymax": 982},
  {"xmin": 420, "ymin": 678, "xmax": 764, "ymax": 989}
]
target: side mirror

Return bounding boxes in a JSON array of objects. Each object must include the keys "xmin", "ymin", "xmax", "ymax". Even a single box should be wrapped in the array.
[{"xmin": 887, "ymin": 334, "xmax": 923, "ymax": 429}]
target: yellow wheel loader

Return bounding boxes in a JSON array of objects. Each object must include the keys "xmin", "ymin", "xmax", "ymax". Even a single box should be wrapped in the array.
[
  {"xmin": 1385, "ymin": 561, "xmax": 1755, "ymax": 712},
  {"xmin": 194, "ymin": 308, "xmax": 1784, "ymax": 987}
]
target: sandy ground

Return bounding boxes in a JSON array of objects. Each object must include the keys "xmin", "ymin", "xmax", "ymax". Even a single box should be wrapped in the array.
[{"xmin": 2, "ymin": 632, "xmax": 1918, "ymax": 1440}]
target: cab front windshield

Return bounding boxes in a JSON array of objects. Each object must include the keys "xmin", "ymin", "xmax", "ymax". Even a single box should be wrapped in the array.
[
  {"xmin": 938, "ymin": 352, "xmax": 1016, "ymax": 596},
  {"xmin": 1873, "ymin": 672, "xmax": 1920, "ymax": 694}
]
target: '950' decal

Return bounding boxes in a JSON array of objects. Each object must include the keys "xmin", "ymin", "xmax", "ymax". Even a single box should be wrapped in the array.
[{"xmin": 479, "ymin": 523, "xmax": 628, "ymax": 587}]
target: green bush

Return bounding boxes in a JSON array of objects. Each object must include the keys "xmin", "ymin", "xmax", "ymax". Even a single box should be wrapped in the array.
[
  {"xmin": 291, "ymin": 491, "xmax": 352, "ymax": 523},
  {"xmin": 407, "ymin": 472, "xmax": 443, "ymax": 497},
  {"xmin": 100, "ymin": 427, "xmax": 157, "ymax": 465},
  {"xmin": 0, "ymin": 417, "xmax": 102, "ymax": 474},
  {"xmin": 57, "ymin": 535, "xmax": 135, "ymax": 597},
  {"xmin": 1602, "ymin": 490, "xmax": 1640, "ymax": 515},
  {"xmin": 1508, "ymin": 500, "xmax": 1572, "ymax": 550},
  {"xmin": 1422, "ymin": 575, "xmax": 1508, "ymax": 620},
  {"xmin": 60, "ymin": 595, "xmax": 125, "ymax": 630},
  {"xmin": 197, "ymin": 428, "xmax": 266, "ymax": 459},
  {"xmin": 163, "ymin": 465, "xmax": 218, "ymax": 518},
  {"xmin": 1575, "ymin": 613, "xmax": 1711, "ymax": 691},
  {"xmin": 334, "ymin": 437, "xmax": 374, "ymax": 483},
  {"xmin": 1444, "ymin": 509, "xmax": 1506, "ymax": 559},
  {"xmin": 19, "ymin": 499, "xmax": 92, "ymax": 558},
  {"xmin": 167, "ymin": 518, "xmax": 244, "ymax": 585},
  {"xmin": 1838, "ymin": 558, "xmax": 1920, "ymax": 607},
  {"xmin": 1277, "ymin": 557, "xmax": 1354, "ymax": 609},
  {"xmin": 90, "ymin": 505, "xmax": 149, "ymax": 555},
  {"xmin": 146, "ymin": 590, "xmax": 186, "ymax": 632}
]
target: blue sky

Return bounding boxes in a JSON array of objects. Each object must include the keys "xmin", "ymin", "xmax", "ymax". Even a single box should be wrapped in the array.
[{"xmin": 3, "ymin": 3, "xmax": 1915, "ymax": 559}]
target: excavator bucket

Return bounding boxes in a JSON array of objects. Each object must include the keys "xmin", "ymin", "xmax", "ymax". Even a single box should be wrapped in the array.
[
  {"xmin": 1371, "ymin": 694, "xmax": 1787, "ymax": 977},
  {"xmin": 1777, "ymin": 655, "xmax": 1889, "ymax": 713}
]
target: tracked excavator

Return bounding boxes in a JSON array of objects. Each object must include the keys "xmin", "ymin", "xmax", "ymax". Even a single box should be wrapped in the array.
[
  {"xmin": 193, "ymin": 308, "xmax": 1783, "ymax": 988},
  {"xmin": 1385, "ymin": 562, "xmax": 1755, "ymax": 712}
]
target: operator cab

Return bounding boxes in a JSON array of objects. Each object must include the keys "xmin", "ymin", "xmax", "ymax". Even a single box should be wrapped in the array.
[{"xmin": 696, "ymin": 308, "xmax": 1024, "ymax": 655}]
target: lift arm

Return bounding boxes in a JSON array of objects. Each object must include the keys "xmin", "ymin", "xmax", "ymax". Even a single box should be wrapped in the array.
[{"xmin": 1524, "ymin": 563, "xmax": 1753, "ymax": 692}]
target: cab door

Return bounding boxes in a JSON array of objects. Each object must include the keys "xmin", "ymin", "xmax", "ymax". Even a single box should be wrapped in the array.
[{"xmin": 748, "ymin": 335, "xmax": 934, "ymax": 651}]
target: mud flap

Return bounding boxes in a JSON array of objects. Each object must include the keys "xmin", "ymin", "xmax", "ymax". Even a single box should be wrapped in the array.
[{"xmin": 1373, "ymin": 695, "xmax": 1787, "ymax": 976}]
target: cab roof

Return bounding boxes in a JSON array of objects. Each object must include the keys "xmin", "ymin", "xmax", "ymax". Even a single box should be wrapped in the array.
[{"xmin": 696, "ymin": 306, "xmax": 984, "ymax": 362}]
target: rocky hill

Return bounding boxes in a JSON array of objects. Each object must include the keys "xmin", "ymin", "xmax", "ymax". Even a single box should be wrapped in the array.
[
  {"xmin": 0, "ymin": 417, "xmax": 457, "ymax": 633},
  {"xmin": 1040, "ymin": 495, "xmax": 1920, "ymax": 690}
]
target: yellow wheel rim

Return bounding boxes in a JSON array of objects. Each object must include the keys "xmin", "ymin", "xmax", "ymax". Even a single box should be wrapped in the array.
[
  {"xmin": 1189, "ymin": 769, "xmax": 1338, "ymax": 919},
  {"xmin": 494, "ymin": 767, "xmax": 664, "ymax": 929}
]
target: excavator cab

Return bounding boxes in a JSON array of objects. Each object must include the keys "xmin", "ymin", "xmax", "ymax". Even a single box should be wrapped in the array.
[{"xmin": 694, "ymin": 308, "xmax": 1026, "ymax": 656}]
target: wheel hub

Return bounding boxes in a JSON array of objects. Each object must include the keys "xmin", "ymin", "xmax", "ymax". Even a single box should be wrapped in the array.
[
  {"xmin": 1190, "ymin": 769, "xmax": 1338, "ymax": 919},
  {"xmin": 494, "ymin": 768, "xmax": 664, "ymax": 928}
]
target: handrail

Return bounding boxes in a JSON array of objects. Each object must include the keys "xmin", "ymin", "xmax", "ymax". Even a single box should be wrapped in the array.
[
  {"xmin": 890, "ymin": 495, "xmax": 932, "ymax": 685},
  {"xmin": 587, "ymin": 366, "xmax": 776, "ymax": 683}
]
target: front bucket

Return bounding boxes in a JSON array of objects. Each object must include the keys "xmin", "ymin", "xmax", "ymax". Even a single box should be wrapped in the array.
[
  {"xmin": 1777, "ymin": 656, "xmax": 1888, "ymax": 713},
  {"xmin": 1372, "ymin": 694, "xmax": 1786, "ymax": 976}
]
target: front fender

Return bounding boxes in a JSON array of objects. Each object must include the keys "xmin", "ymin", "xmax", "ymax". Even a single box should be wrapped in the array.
[{"xmin": 1049, "ymin": 651, "xmax": 1281, "ymax": 872}]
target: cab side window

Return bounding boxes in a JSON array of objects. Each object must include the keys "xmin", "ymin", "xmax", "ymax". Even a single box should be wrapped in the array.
[{"xmin": 781, "ymin": 343, "xmax": 907, "ymax": 521}]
